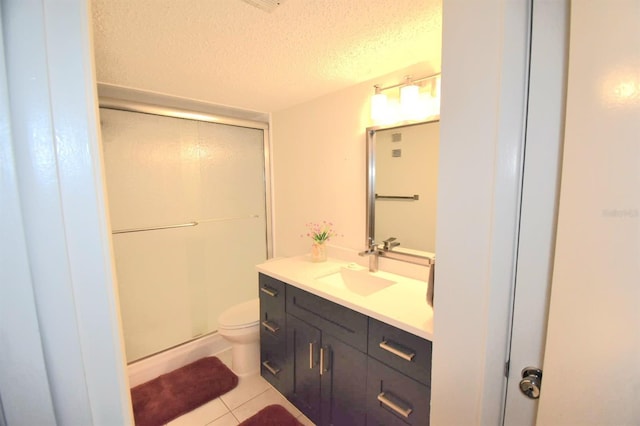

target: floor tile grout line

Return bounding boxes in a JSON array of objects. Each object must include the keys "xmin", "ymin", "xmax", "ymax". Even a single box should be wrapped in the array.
[
  {"xmin": 219, "ymin": 395, "xmax": 233, "ymax": 412},
  {"xmin": 230, "ymin": 411, "xmax": 241, "ymax": 424},
  {"xmin": 229, "ymin": 386, "xmax": 272, "ymax": 413}
]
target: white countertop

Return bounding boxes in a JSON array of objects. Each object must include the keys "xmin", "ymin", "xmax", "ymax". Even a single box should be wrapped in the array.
[{"xmin": 256, "ymin": 255, "xmax": 434, "ymax": 341}]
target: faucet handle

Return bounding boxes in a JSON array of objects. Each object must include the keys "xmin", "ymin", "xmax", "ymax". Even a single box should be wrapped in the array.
[{"xmin": 382, "ymin": 237, "xmax": 400, "ymax": 250}]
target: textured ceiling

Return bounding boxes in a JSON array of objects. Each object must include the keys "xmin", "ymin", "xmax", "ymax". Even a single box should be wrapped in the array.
[{"xmin": 92, "ymin": 0, "xmax": 442, "ymax": 113}]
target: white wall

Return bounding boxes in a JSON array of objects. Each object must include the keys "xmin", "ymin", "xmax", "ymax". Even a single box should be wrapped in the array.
[{"xmin": 271, "ymin": 63, "xmax": 438, "ymax": 260}]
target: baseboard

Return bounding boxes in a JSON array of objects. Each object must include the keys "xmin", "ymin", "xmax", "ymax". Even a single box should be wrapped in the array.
[{"xmin": 127, "ymin": 332, "xmax": 231, "ymax": 387}]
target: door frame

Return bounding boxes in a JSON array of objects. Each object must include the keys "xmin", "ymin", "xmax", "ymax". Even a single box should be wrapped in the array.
[
  {"xmin": 434, "ymin": 0, "xmax": 533, "ymax": 424},
  {"xmin": 502, "ymin": 0, "xmax": 569, "ymax": 424},
  {"xmin": 0, "ymin": 0, "xmax": 132, "ymax": 423}
]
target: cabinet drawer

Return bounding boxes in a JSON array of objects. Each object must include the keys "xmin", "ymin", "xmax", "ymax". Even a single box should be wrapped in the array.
[
  {"xmin": 259, "ymin": 273, "xmax": 286, "ymax": 310},
  {"xmin": 286, "ymin": 285, "xmax": 368, "ymax": 352},
  {"xmin": 368, "ymin": 318, "xmax": 432, "ymax": 386},
  {"xmin": 261, "ymin": 323, "xmax": 286, "ymax": 359},
  {"xmin": 259, "ymin": 274, "xmax": 286, "ymax": 334},
  {"xmin": 260, "ymin": 346, "xmax": 291, "ymax": 397},
  {"xmin": 366, "ymin": 358, "xmax": 430, "ymax": 426}
]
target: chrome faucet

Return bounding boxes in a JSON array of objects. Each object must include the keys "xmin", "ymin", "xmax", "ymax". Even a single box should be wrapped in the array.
[
  {"xmin": 358, "ymin": 239, "xmax": 380, "ymax": 272},
  {"xmin": 382, "ymin": 237, "xmax": 400, "ymax": 251}
]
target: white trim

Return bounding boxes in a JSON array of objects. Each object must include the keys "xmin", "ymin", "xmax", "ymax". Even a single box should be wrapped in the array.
[
  {"xmin": 97, "ymin": 82, "xmax": 269, "ymax": 123},
  {"xmin": 128, "ymin": 333, "xmax": 231, "ymax": 387},
  {"xmin": 432, "ymin": 1, "xmax": 531, "ymax": 424},
  {"xmin": 99, "ymin": 97, "xmax": 269, "ymax": 130},
  {"xmin": 0, "ymin": 5, "xmax": 57, "ymax": 424},
  {"xmin": 1, "ymin": 1, "xmax": 132, "ymax": 424}
]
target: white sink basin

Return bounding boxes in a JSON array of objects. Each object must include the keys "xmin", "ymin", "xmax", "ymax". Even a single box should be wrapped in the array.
[{"xmin": 316, "ymin": 267, "xmax": 397, "ymax": 296}]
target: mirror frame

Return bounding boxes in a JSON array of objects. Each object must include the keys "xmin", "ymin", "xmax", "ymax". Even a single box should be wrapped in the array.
[{"xmin": 366, "ymin": 119, "xmax": 439, "ymax": 267}]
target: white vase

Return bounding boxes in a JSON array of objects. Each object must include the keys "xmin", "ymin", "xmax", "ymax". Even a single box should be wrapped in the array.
[{"xmin": 310, "ymin": 242, "xmax": 327, "ymax": 262}]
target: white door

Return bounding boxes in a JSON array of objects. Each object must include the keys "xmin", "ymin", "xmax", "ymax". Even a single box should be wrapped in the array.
[
  {"xmin": 502, "ymin": 1, "xmax": 569, "ymax": 424},
  {"xmin": 536, "ymin": 0, "xmax": 640, "ymax": 423},
  {"xmin": 506, "ymin": 1, "xmax": 640, "ymax": 424}
]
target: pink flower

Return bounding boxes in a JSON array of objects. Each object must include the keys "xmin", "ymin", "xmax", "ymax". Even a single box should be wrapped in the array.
[{"xmin": 302, "ymin": 221, "xmax": 339, "ymax": 243}]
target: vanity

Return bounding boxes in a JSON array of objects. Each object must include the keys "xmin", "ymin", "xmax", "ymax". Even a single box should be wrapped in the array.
[
  {"xmin": 257, "ymin": 117, "xmax": 438, "ymax": 424},
  {"xmin": 256, "ymin": 256, "xmax": 434, "ymax": 426}
]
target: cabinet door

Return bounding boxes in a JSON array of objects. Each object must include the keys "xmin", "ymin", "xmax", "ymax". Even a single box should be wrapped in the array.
[
  {"xmin": 287, "ymin": 314, "xmax": 321, "ymax": 424},
  {"xmin": 320, "ymin": 333, "xmax": 367, "ymax": 426},
  {"xmin": 366, "ymin": 358, "xmax": 430, "ymax": 426}
]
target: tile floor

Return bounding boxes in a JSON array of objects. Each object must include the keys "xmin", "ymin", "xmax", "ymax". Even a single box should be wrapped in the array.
[{"xmin": 165, "ymin": 349, "xmax": 315, "ymax": 426}]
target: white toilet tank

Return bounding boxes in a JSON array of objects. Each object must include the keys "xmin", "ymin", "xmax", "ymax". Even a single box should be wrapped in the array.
[{"xmin": 218, "ymin": 298, "xmax": 259, "ymax": 329}]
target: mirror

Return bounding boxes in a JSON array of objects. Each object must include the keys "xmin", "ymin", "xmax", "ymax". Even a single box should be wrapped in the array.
[{"xmin": 366, "ymin": 119, "xmax": 439, "ymax": 266}]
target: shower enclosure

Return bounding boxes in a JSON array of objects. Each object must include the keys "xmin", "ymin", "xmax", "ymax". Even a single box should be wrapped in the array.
[{"xmin": 99, "ymin": 103, "xmax": 270, "ymax": 363}]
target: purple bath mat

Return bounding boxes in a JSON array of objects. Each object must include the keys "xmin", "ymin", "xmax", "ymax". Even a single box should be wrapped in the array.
[
  {"xmin": 239, "ymin": 404, "xmax": 303, "ymax": 426},
  {"xmin": 131, "ymin": 356, "xmax": 238, "ymax": 426}
]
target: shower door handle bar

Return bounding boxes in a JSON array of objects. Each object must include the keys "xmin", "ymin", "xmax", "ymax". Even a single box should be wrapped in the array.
[
  {"xmin": 375, "ymin": 194, "xmax": 420, "ymax": 201},
  {"xmin": 197, "ymin": 214, "xmax": 260, "ymax": 224},
  {"xmin": 111, "ymin": 214, "xmax": 261, "ymax": 235},
  {"xmin": 112, "ymin": 221, "xmax": 198, "ymax": 234}
]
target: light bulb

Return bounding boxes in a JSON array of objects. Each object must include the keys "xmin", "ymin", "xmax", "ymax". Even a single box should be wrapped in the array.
[
  {"xmin": 370, "ymin": 87, "xmax": 388, "ymax": 122},
  {"xmin": 400, "ymin": 83, "xmax": 420, "ymax": 120}
]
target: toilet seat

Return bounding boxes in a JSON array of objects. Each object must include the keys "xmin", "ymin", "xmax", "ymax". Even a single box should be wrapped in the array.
[{"xmin": 218, "ymin": 298, "xmax": 259, "ymax": 330}]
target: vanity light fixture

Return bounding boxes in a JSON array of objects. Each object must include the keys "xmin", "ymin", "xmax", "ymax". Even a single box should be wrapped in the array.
[
  {"xmin": 400, "ymin": 77, "xmax": 420, "ymax": 119},
  {"xmin": 370, "ymin": 85, "xmax": 388, "ymax": 122},
  {"xmin": 370, "ymin": 73, "xmax": 441, "ymax": 124}
]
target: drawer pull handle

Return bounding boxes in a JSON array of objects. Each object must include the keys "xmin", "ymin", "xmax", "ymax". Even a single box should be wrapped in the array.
[
  {"xmin": 320, "ymin": 347, "xmax": 329, "ymax": 376},
  {"xmin": 377, "ymin": 392, "xmax": 413, "ymax": 419},
  {"xmin": 261, "ymin": 320, "xmax": 280, "ymax": 333},
  {"xmin": 262, "ymin": 361, "xmax": 280, "ymax": 376},
  {"xmin": 260, "ymin": 286, "xmax": 278, "ymax": 297},
  {"xmin": 379, "ymin": 340, "xmax": 415, "ymax": 361}
]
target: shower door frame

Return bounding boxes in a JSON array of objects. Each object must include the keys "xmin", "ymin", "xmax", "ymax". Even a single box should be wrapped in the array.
[{"xmin": 98, "ymin": 96, "xmax": 274, "ymax": 259}]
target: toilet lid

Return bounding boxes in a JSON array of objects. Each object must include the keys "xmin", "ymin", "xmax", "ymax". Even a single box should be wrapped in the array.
[{"xmin": 218, "ymin": 298, "xmax": 259, "ymax": 329}]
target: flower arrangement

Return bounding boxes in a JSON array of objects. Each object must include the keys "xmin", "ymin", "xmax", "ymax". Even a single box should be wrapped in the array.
[{"xmin": 303, "ymin": 221, "xmax": 339, "ymax": 244}]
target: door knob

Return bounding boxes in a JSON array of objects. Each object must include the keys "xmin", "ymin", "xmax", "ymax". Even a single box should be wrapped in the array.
[{"xmin": 519, "ymin": 367, "xmax": 543, "ymax": 399}]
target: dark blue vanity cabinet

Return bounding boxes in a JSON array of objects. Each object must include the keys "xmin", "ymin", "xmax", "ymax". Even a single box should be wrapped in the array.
[
  {"xmin": 259, "ymin": 274, "xmax": 292, "ymax": 396},
  {"xmin": 287, "ymin": 286, "xmax": 368, "ymax": 426},
  {"xmin": 366, "ymin": 318, "xmax": 432, "ymax": 425},
  {"xmin": 258, "ymin": 273, "xmax": 431, "ymax": 426}
]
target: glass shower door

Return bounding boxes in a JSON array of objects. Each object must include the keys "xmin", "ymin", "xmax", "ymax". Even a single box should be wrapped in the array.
[{"xmin": 100, "ymin": 108, "xmax": 268, "ymax": 362}]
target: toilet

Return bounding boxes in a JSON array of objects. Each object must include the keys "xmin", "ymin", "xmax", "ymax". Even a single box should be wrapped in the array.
[{"xmin": 217, "ymin": 298, "xmax": 260, "ymax": 377}]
